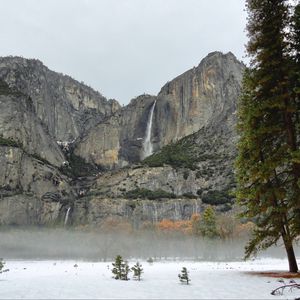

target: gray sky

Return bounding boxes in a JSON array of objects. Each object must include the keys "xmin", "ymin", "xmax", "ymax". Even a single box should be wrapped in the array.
[{"xmin": 0, "ymin": 0, "xmax": 247, "ymax": 105}]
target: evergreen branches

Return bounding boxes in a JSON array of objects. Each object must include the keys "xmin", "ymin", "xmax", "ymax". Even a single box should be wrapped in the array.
[{"xmin": 236, "ymin": 0, "xmax": 300, "ymax": 272}]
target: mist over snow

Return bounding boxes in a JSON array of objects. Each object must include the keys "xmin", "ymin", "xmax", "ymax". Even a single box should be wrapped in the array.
[{"xmin": 0, "ymin": 228, "xmax": 298, "ymax": 261}]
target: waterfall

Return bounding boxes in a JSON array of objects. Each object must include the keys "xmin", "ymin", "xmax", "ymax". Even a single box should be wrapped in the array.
[
  {"xmin": 193, "ymin": 199, "xmax": 199, "ymax": 215},
  {"xmin": 64, "ymin": 207, "xmax": 71, "ymax": 226},
  {"xmin": 174, "ymin": 202, "xmax": 181, "ymax": 220},
  {"xmin": 142, "ymin": 100, "xmax": 157, "ymax": 159},
  {"xmin": 153, "ymin": 203, "xmax": 158, "ymax": 224}
]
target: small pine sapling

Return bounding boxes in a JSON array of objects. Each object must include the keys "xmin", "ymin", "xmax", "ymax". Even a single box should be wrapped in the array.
[
  {"xmin": 131, "ymin": 262, "xmax": 143, "ymax": 281},
  {"xmin": 0, "ymin": 259, "xmax": 4, "ymax": 273},
  {"xmin": 0, "ymin": 258, "xmax": 9, "ymax": 273},
  {"xmin": 112, "ymin": 255, "xmax": 130, "ymax": 280},
  {"xmin": 122, "ymin": 261, "xmax": 131, "ymax": 281},
  {"xmin": 178, "ymin": 267, "xmax": 190, "ymax": 285},
  {"xmin": 112, "ymin": 255, "xmax": 124, "ymax": 280}
]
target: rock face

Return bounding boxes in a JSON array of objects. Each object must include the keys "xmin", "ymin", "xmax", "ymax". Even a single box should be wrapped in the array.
[
  {"xmin": 0, "ymin": 58, "xmax": 121, "ymax": 226},
  {"xmin": 75, "ymin": 94, "xmax": 158, "ymax": 168},
  {"xmin": 154, "ymin": 52, "xmax": 243, "ymax": 146},
  {"xmin": 75, "ymin": 52, "xmax": 244, "ymax": 169},
  {"xmin": 0, "ymin": 143, "xmax": 73, "ymax": 225},
  {"xmin": 71, "ymin": 197, "xmax": 202, "ymax": 228},
  {"xmin": 0, "ymin": 57, "xmax": 120, "ymax": 141},
  {"xmin": 0, "ymin": 81, "xmax": 65, "ymax": 167},
  {"xmin": 0, "ymin": 58, "xmax": 121, "ymax": 225},
  {"xmin": 0, "ymin": 51, "xmax": 244, "ymax": 227}
]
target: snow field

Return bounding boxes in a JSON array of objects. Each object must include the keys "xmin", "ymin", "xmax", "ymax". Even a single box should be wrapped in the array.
[{"xmin": 0, "ymin": 258, "xmax": 300, "ymax": 299}]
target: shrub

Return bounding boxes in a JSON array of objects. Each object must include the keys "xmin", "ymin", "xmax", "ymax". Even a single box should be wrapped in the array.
[
  {"xmin": 0, "ymin": 136, "xmax": 22, "ymax": 148},
  {"xmin": 183, "ymin": 170, "xmax": 189, "ymax": 180},
  {"xmin": 142, "ymin": 136, "xmax": 198, "ymax": 170},
  {"xmin": 124, "ymin": 188, "xmax": 176, "ymax": 200},
  {"xmin": 59, "ymin": 153, "xmax": 98, "ymax": 178},
  {"xmin": 157, "ymin": 219, "xmax": 192, "ymax": 235},
  {"xmin": 202, "ymin": 190, "xmax": 233, "ymax": 205},
  {"xmin": 182, "ymin": 192, "xmax": 196, "ymax": 199}
]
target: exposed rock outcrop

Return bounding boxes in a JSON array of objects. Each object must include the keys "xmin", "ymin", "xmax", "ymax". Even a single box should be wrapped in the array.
[
  {"xmin": 75, "ymin": 94, "xmax": 157, "ymax": 168},
  {"xmin": 0, "ymin": 58, "xmax": 122, "ymax": 226},
  {"xmin": 0, "ymin": 81, "xmax": 65, "ymax": 167},
  {"xmin": 0, "ymin": 145, "xmax": 74, "ymax": 225},
  {"xmin": 0, "ymin": 57, "xmax": 121, "ymax": 141},
  {"xmin": 0, "ymin": 81, "xmax": 75, "ymax": 225},
  {"xmin": 154, "ymin": 51, "xmax": 243, "ymax": 146},
  {"xmin": 75, "ymin": 52, "xmax": 244, "ymax": 169},
  {"xmin": 72, "ymin": 197, "xmax": 202, "ymax": 228},
  {"xmin": 0, "ymin": 51, "xmax": 244, "ymax": 227}
]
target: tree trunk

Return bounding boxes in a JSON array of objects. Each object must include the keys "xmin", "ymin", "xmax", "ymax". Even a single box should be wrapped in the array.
[{"xmin": 284, "ymin": 243, "xmax": 298, "ymax": 273}]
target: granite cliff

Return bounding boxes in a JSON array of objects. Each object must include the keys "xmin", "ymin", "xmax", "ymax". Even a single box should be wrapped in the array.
[
  {"xmin": 0, "ymin": 52, "xmax": 245, "ymax": 226},
  {"xmin": 75, "ymin": 51, "xmax": 244, "ymax": 169},
  {"xmin": 0, "ymin": 57, "xmax": 120, "ymax": 142}
]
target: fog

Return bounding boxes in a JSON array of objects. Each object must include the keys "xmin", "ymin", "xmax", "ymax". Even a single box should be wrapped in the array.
[{"xmin": 0, "ymin": 227, "xmax": 298, "ymax": 262}]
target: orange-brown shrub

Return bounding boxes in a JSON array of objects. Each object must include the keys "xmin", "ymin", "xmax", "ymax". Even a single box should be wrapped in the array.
[{"xmin": 157, "ymin": 219, "xmax": 192, "ymax": 235}]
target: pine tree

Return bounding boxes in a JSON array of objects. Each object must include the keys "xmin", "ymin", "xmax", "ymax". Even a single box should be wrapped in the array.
[
  {"xmin": 0, "ymin": 258, "xmax": 9, "ymax": 274},
  {"xmin": 122, "ymin": 262, "xmax": 131, "ymax": 281},
  {"xmin": 0, "ymin": 259, "xmax": 4, "ymax": 273},
  {"xmin": 178, "ymin": 267, "xmax": 190, "ymax": 285},
  {"xmin": 200, "ymin": 206, "xmax": 218, "ymax": 238},
  {"xmin": 236, "ymin": 0, "xmax": 300, "ymax": 272},
  {"xmin": 291, "ymin": 4, "xmax": 300, "ymax": 64},
  {"xmin": 112, "ymin": 255, "xmax": 131, "ymax": 280},
  {"xmin": 112, "ymin": 255, "xmax": 123, "ymax": 280},
  {"xmin": 131, "ymin": 262, "xmax": 143, "ymax": 281},
  {"xmin": 290, "ymin": 2, "xmax": 300, "ymax": 235}
]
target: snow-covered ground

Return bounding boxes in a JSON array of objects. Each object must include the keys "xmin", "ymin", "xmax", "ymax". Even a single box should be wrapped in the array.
[{"xmin": 1, "ymin": 258, "xmax": 300, "ymax": 299}]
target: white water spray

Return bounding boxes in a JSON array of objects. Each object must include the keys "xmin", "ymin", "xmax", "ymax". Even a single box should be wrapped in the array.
[
  {"xmin": 142, "ymin": 100, "xmax": 157, "ymax": 159},
  {"xmin": 193, "ymin": 199, "xmax": 199, "ymax": 215},
  {"xmin": 64, "ymin": 207, "xmax": 71, "ymax": 226},
  {"xmin": 174, "ymin": 202, "xmax": 181, "ymax": 220}
]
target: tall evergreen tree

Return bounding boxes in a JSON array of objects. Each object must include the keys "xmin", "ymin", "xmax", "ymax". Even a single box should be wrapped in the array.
[
  {"xmin": 290, "ymin": 2, "xmax": 300, "ymax": 235},
  {"xmin": 236, "ymin": 0, "xmax": 300, "ymax": 272},
  {"xmin": 291, "ymin": 4, "xmax": 300, "ymax": 64}
]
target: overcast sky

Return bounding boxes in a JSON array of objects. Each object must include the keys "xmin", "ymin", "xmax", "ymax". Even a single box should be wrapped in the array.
[{"xmin": 0, "ymin": 0, "xmax": 247, "ymax": 104}]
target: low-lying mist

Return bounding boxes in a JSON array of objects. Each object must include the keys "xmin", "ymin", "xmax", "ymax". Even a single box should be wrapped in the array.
[{"xmin": 0, "ymin": 227, "xmax": 298, "ymax": 261}]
